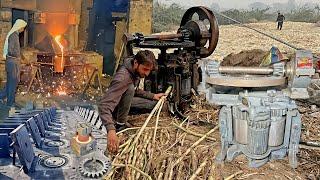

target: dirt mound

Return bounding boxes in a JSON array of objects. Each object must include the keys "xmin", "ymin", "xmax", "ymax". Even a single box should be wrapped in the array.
[{"xmin": 221, "ymin": 49, "xmax": 267, "ymax": 66}]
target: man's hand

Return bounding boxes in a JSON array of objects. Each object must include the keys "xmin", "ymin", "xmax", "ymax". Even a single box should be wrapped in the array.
[
  {"xmin": 153, "ymin": 93, "xmax": 166, "ymax": 100},
  {"xmin": 107, "ymin": 130, "xmax": 119, "ymax": 154}
]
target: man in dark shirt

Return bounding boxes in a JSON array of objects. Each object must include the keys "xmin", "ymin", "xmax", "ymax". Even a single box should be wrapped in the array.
[
  {"xmin": 0, "ymin": 19, "xmax": 27, "ymax": 107},
  {"xmin": 99, "ymin": 50, "xmax": 165, "ymax": 153},
  {"xmin": 276, "ymin": 12, "xmax": 285, "ymax": 30}
]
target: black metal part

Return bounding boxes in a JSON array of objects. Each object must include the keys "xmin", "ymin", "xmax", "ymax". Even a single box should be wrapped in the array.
[
  {"xmin": 10, "ymin": 124, "xmax": 37, "ymax": 173},
  {"xmin": 0, "ymin": 134, "xmax": 10, "ymax": 158}
]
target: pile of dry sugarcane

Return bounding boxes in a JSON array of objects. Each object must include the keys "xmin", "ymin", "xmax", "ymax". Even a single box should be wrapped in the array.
[{"xmin": 104, "ymin": 87, "xmax": 220, "ymax": 179}]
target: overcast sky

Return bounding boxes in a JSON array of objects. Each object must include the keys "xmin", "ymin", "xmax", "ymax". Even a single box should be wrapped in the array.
[{"xmin": 158, "ymin": 0, "xmax": 320, "ymax": 9}]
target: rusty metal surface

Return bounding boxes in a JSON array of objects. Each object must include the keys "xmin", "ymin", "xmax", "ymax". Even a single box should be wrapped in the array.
[{"xmin": 180, "ymin": 6, "xmax": 219, "ymax": 58}]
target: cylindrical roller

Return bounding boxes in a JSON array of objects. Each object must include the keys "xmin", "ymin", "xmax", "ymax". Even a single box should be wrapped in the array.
[
  {"xmin": 248, "ymin": 120, "xmax": 271, "ymax": 155},
  {"xmin": 269, "ymin": 117, "xmax": 286, "ymax": 146},
  {"xmin": 233, "ymin": 107, "xmax": 248, "ymax": 144},
  {"xmin": 218, "ymin": 66, "xmax": 274, "ymax": 75}
]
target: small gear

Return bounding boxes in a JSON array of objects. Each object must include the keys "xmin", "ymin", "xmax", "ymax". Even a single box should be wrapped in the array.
[{"xmin": 79, "ymin": 157, "xmax": 110, "ymax": 178}]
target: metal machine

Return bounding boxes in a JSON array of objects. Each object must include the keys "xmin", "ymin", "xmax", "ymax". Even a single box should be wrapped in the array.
[
  {"xmin": 124, "ymin": 6, "xmax": 219, "ymax": 117},
  {"xmin": 122, "ymin": 5, "xmax": 318, "ymax": 168},
  {"xmin": 123, "ymin": 6, "xmax": 317, "ymax": 168},
  {"xmin": 198, "ymin": 49, "xmax": 315, "ymax": 168}
]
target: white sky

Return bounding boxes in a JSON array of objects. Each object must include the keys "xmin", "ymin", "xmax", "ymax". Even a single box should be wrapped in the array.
[{"xmin": 158, "ymin": 0, "xmax": 320, "ymax": 9}]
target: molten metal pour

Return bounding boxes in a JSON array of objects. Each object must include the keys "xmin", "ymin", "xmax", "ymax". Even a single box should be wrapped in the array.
[{"xmin": 54, "ymin": 35, "xmax": 64, "ymax": 73}]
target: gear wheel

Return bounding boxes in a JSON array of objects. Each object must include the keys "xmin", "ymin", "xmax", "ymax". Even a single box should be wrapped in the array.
[{"xmin": 79, "ymin": 157, "xmax": 110, "ymax": 178}]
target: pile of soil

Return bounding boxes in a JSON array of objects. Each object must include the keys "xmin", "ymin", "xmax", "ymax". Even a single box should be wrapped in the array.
[{"xmin": 220, "ymin": 49, "xmax": 267, "ymax": 66}]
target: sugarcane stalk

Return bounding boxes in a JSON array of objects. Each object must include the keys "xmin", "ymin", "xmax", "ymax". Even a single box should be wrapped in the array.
[
  {"xmin": 225, "ymin": 170, "xmax": 243, "ymax": 180},
  {"xmin": 117, "ymin": 126, "xmax": 172, "ymax": 135},
  {"xmin": 189, "ymin": 157, "xmax": 208, "ymax": 180},
  {"xmin": 153, "ymin": 99, "xmax": 165, "ymax": 143},
  {"xmin": 179, "ymin": 116, "xmax": 190, "ymax": 127},
  {"xmin": 170, "ymin": 126, "xmax": 218, "ymax": 176},
  {"xmin": 106, "ymin": 135, "xmax": 136, "ymax": 178},
  {"xmin": 112, "ymin": 164, "xmax": 152, "ymax": 180},
  {"xmin": 131, "ymin": 137, "xmax": 146, "ymax": 178},
  {"xmin": 176, "ymin": 147, "xmax": 184, "ymax": 180},
  {"xmin": 173, "ymin": 123, "xmax": 216, "ymax": 141},
  {"xmin": 127, "ymin": 145, "xmax": 135, "ymax": 165},
  {"xmin": 119, "ymin": 136, "xmax": 133, "ymax": 149},
  {"xmin": 145, "ymin": 142, "xmax": 153, "ymax": 174},
  {"xmin": 164, "ymin": 156, "xmax": 173, "ymax": 180},
  {"xmin": 191, "ymin": 150, "xmax": 198, "ymax": 173},
  {"xmin": 130, "ymin": 86, "xmax": 172, "ymax": 150},
  {"xmin": 157, "ymin": 159, "xmax": 167, "ymax": 180},
  {"xmin": 134, "ymin": 132, "xmax": 152, "ymax": 179},
  {"xmin": 208, "ymin": 161, "xmax": 216, "ymax": 180}
]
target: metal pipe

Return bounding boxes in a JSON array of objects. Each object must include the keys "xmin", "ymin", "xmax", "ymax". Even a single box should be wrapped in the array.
[{"xmin": 218, "ymin": 66, "xmax": 274, "ymax": 75}]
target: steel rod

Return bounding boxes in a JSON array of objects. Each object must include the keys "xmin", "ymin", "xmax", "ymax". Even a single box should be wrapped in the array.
[
  {"xmin": 218, "ymin": 66, "xmax": 274, "ymax": 75},
  {"xmin": 145, "ymin": 33, "xmax": 183, "ymax": 40}
]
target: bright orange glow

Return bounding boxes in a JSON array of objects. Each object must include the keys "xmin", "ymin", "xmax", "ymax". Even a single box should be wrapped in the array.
[
  {"xmin": 55, "ymin": 35, "xmax": 64, "ymax": 71},
  {"xmin": 46, "ymin": 13, "xmax": 69, "ymax": 36}
]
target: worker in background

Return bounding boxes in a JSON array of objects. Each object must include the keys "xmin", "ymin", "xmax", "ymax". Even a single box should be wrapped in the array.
[
  {"xmin": 276, "ymin": 12, "xmax": 285, "ymax": 30},
  {"xmin": 0, "ymin": 19, "xmax": 27, "ymax": 107},
  {"xmin": 99, "ymin": 50, "xmax": 165, "ymax": 153}
]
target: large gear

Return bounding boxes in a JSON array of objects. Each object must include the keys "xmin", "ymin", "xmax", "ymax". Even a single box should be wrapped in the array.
[{"xmin": 79, "ymin": 157, "xmax": 111, "ymax": 178}]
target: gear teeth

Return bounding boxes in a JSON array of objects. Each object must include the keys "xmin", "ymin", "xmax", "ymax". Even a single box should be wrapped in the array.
[{"xmin": 79, "ymin": 157, "xmax": 110, "ymax": 178}]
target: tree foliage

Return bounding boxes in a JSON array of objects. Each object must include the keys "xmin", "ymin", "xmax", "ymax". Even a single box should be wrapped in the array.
[{"xmin": 152, "ymin": 2, "xmax": 185, "ymax": 33}]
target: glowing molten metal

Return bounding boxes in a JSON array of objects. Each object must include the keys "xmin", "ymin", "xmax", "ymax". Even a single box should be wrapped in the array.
[{"xmin": 54, "ymin": 35, "xmax": 64, "ymax": 72}]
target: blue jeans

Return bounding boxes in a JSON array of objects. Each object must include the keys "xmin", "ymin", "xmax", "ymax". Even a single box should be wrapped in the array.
[{"xmin": 0, "ymin": 58, "xmax": 20, "ymax": 106}]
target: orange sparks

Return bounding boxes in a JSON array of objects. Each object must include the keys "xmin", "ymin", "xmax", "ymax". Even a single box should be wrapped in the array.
[{"xmin": 57, "ymin": 90, "xmax": 67, "ymax": 96}]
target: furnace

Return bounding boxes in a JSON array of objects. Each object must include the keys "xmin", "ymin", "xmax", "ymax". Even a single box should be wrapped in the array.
[{"xmin": 0, "ymin": 0, "xmax": 103, "ymax": 95}]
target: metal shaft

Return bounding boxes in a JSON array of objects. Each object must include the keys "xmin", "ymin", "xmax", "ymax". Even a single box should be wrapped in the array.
[
  {"xmin": 145, "ymin": 33, "xmax": 183, "ymax": 40},
  {"xmin": 219, "ymin": 66, "xmax": 274, "ymax": 75}
]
